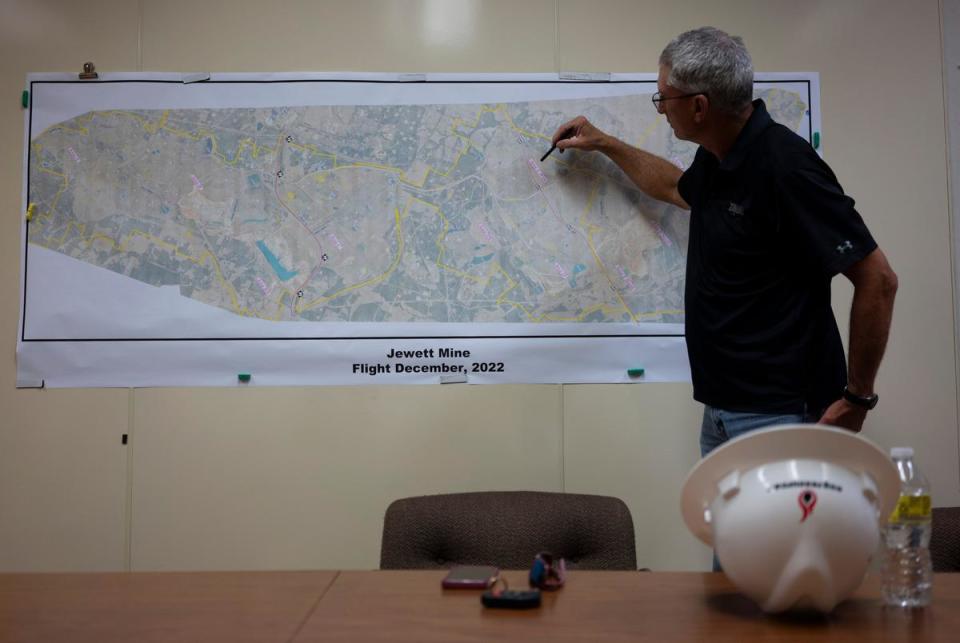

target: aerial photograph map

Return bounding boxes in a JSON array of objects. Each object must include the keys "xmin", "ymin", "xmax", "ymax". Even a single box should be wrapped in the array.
[{"xmin": 27, "ymin": 87, "xmax": 807, "ymax": 330}]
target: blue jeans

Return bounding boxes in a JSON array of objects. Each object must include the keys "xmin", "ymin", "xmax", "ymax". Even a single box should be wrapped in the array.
[
  {"xmin": 699, "ymin": 405, "xmax": 814, "ymax": 457},
  {"xmin": 700, "ymin": 404, "xmax": 815, "ymax": 571}
]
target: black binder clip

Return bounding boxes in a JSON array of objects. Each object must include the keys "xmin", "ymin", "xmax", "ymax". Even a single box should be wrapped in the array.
[{"xmin": 79, "ymin": 62, "xmax": 98, "ymax": 80}]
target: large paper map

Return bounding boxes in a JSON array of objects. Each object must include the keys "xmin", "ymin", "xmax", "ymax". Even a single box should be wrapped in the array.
[
  {"xmin": 28, "ymin": 90, "xmax": 806, "ymax": 327},
  {"xmin": 19, "ymin": 75, "xmax": 817, "ymax": 387}
]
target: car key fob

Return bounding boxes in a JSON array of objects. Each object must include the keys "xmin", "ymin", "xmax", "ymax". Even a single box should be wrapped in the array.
[{"xmin": 481, "ymin": 588, "xmax": 541, "ymax": 609}]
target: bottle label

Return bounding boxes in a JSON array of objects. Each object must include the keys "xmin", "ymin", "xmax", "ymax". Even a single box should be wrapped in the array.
[{"xmin": 889, "ymin": 494, "xmax": 932, "ymax": 521}]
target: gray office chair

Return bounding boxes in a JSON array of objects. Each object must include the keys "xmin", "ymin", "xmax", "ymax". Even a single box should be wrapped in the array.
[
  {"xmin": 931, "ymin": 507, "xmax": 960, "ymax": 572},
  {"xmin": 379, "ymin": 490, "xmax": 637, "ymax": 570}
]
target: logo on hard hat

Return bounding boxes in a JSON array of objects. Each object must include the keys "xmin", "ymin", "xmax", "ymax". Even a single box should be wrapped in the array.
[{"xmin": 798, "ymin": 490, "xmax": 817, "ymax": 522}]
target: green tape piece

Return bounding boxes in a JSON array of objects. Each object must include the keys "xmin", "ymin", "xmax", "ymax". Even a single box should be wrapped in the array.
[
  {"xmin": 238, "ymin": 373, "xmax": 251, "ymax": 382},
  {"xmin": 21, "ymin": 90, "xmax": 29, "ymax": 109},
  {"xmin": 812, "ymin": 131, "xmax": 820, "ymax": 149},
  {"xmin": 627, "ymin": 367, "xmax": 645, "ymax": 377}
]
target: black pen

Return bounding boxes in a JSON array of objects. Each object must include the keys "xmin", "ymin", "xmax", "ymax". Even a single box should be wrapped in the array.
[
  {"xmin": 540, "ymin": 144, "xmax": 560, "ymax": 162},
  {"xmin": 541, "ymin": 127, "xmax": 574, "ymax": 162}
]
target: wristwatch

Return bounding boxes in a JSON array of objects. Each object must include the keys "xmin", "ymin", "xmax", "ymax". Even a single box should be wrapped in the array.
[{"xmin": 843, "ymin": 386, "xmax": 879, "ymax": 410}]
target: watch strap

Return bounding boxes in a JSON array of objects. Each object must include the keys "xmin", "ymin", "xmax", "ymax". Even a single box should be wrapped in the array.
[{"xmin": 843, "ymin": 386, "xmax": 878, "ymax": 410}]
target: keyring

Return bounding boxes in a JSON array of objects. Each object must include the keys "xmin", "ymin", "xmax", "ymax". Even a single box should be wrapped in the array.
[{"xmin": 487, "ymin": 576, "xmax": 509, "ymax": 596}]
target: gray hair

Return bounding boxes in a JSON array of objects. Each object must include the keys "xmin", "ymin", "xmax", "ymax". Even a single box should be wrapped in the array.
[{"xmin": 659, "ymin": 27, "xmax": 754, "ymax": 115}]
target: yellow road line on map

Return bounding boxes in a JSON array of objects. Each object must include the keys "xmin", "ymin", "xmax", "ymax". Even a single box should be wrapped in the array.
[
  {"xmin": 297, "ymin": 200, "xmax": 406, "ymax": 311},
  {"xmin": 491, "ymin": 104, "xmax": 551, "ymax": 143},
  {"xmin": 453, "ymin": 103, "xmax": 550, "ymax": 144},
  {"xmin": 491, "ymin": 291, "xmax": 638, "ymax": 322},
  {"xmin": 98, "ymin": 110, "xmax": 166, "ymax": 135},
  {"xmin": 36, "ymin": 113, "xmax": 95, "ymax": 139},
  {"xmin": 493, "ymin": 277, "xmax": 631, "ymax": 323},
  {"xmin": 34, "ymin": 104, "xmax": 679, "ymax": 323},
  {"xmin": 30, "ymin": 113, "xmax": 278, "ymax": 319},
  {"xmin": 493, "ymin": 265, "xmax": 519, "ymax": 301},
  {"xmin": 635, "ymin": 117, "xmax": 662, "ymax": 148},
  {"xmin": 273, "ymin": 290, "xmax": 289, "ymax": 319},
  {"xmin": 56, "ymin": 103, "xmax": 536, "ymax": 198},
  {"xmin": 29, "ymin": 146, "xmax": 69, "ymax": 222},
  {"xmin": 427, "ymin": 199, "xmax": 486, "ymax": 283},
  {"xmin": 81, "ymin": 229, "xmax": 247, "ymax": 315},
  {"xmin": 423, "ymin": 197, "xmax": 532, "ymax": 293},
  {"xmin": 31, "ymin": 214, "xmax": 250, "ymax": 316},
  {"xmin": 32, "ymin": 219, "xmax": 85, "ymax": 247},
  {"xmin": 579, "ymin": 179, "xmax": 638, "ymax": 322},
  {"xmin": 637, "ymin": 308, "xmax": 684, "ymax": 318},
  {"xmin": 43, "ymin": 101, "xmax": 550, "ymax": 201},
  {"xmin": 417, "ymin": 169, "xmax": 647, "ymax": 323},
  {"xmin": 52, "ymin": 110, "xmax": 280, "ymax": 167},
  {"xmin": 162, "ymin": 129, "xmax": 276, "ymax": 166},
  {"xmin": 317, "ymin": 102, "xmax": 551, "ymax": 190}
]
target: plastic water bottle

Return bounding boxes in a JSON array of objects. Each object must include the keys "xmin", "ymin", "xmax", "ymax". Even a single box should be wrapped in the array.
[{"xmin": 881, "ymin": 447, "xmax": 933, "ymax": 607}]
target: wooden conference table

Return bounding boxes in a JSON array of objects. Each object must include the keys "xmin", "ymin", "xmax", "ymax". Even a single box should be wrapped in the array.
[{"xmin": 1, "ymin": 570, "xmax": 957, "ymax": 642}]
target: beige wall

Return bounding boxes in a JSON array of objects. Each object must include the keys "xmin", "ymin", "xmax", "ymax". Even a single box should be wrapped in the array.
[{"xmin": 0, "ymin": 0, "xmax": 956, "ymax": 572}]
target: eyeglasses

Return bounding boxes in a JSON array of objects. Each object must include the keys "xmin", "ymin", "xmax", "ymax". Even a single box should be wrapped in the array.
[{"xmin": 651, "ymin": 91, "xmax": 707, "ymax": 113}]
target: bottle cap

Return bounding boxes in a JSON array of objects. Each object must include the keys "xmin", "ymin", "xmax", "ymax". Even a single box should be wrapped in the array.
[{"xmin": 890, "ymin": 446, "xmax": 914, "ymax": 459}]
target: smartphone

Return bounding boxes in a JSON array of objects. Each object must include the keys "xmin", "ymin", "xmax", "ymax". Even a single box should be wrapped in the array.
[{"xmin": 441, "ymin": 565, "xmax": 499, "ymax": 589}]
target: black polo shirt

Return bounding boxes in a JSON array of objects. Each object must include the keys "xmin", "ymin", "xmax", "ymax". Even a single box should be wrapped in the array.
[{"xmin": 677, "ymin": 99, "xmax": 877, "ymax": 414}]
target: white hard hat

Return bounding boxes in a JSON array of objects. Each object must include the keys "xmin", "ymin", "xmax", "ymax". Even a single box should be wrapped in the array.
[{"xmin": 680, "ymin": 424, "xmax": 900, "ymax": 613}]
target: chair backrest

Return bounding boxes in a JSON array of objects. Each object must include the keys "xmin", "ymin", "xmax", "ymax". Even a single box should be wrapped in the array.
[
  {"xmin": 931, "ymin": 507, "xmax": 960, "ymax": 572},
  {"xmin": 379, "ymin": 490, "xmax": 636, "ymax": 570}
]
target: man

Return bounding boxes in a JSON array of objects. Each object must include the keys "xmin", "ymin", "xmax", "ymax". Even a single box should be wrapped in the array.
[{"xmin": 551, "ymin": 27, "xmax": 897, "ymax": 455}]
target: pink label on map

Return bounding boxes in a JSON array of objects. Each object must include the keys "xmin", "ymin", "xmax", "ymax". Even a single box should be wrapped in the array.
[
  {"xmin": 526, "ymin": 158, "xmax": 548, "ymax": 187},
  {"xmin": 478, "ymin": 222, "xmax": 496, "ymax": 244},
  {"xmin": 617, "ymin": 265, "xmax": 636, "ymax": 292},
  {"xmin": 654, "ymin": 224, "xmax": 672, "ymax": 247},
  {"xmin": 255, "ymin": 276, "xmax": 270, "ymax": 296},
  {"xmin": 191, "ymin": 175, "xmax": 203, "ymax": 191},
  {"xmin": 553, "ymin": 262, "xmax": 568, "ymax": 279},
  {"xmin": 67, "ymin": 147, "xmax": 80, "ymax": 163}
]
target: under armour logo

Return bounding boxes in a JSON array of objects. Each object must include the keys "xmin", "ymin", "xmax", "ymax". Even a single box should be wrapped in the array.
[
  {"xmin": 727, "ymin": 202, "xmax": 745, "ymax": 216},
  {"xmin": 836, "ymin": 240, "xmax": 854, "ymax": 254}
]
